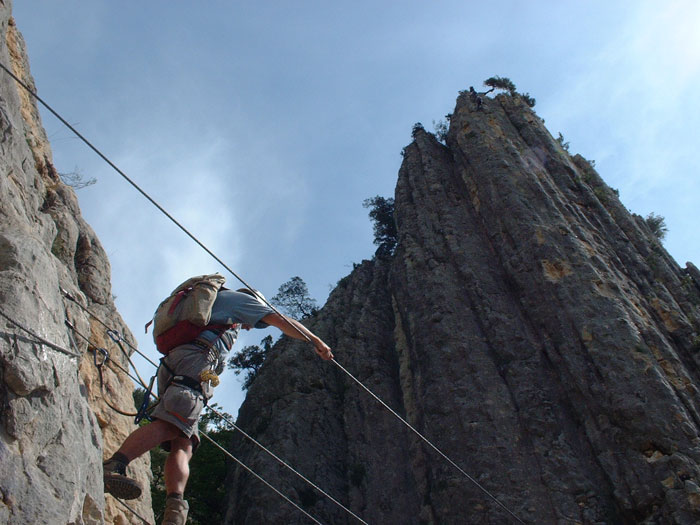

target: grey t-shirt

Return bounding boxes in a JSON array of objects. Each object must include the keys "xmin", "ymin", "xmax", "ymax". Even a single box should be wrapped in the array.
[{"xmin": 197, "ymin": 290, "xmax": 275, "ymax": 371}]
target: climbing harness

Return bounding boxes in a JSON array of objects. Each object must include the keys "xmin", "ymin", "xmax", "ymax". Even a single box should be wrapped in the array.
[{"xmin": 1, "ymin": 59, "xmax": 527, "ymax": 524}]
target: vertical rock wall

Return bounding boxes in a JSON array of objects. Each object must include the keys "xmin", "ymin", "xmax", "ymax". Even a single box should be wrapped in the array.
[
  {"xmin": 0, "ymin": 2, "xmax": 153, "ymax": 523},
  {"xmin": 225, "ymin": 91, "xmax": 700, "ymax": 523}
]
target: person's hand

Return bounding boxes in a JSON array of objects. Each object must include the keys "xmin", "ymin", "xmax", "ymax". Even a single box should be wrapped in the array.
[{"xmin": 314, "ymin": 341, "xmax": 334, "ymax": 360}]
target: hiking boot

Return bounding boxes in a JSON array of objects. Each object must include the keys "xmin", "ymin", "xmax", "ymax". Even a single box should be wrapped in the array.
[
  {"xmin": 103, "ymin": 458, "xmax": 142, "ymax": 500},
  {"xmin": 162, "ymin": 495, "xmax": 189, "ymax": 525}
]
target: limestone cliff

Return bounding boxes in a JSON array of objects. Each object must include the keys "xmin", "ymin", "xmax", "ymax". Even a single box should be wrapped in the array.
[
  {"xmin": 0, "ymin": 3, "xmax": 153, "ymax": 523},
  {"xmin": 224, "ymin": 92, "xmax": 700, "ymax": 523}
]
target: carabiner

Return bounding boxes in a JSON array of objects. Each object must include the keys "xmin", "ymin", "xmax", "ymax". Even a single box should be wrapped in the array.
[
  {"xmin": 106, "ymin": 329, "xmax": 121, "ymax": 344},
  {"xmin": 94, "ymin": 347, "xmax": 109, "ymax": 368}
]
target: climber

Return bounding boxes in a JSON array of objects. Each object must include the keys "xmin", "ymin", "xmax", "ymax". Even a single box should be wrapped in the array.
[{"xmin": 102, "ymin": 287, "xmax": 333, "ymax": 525}]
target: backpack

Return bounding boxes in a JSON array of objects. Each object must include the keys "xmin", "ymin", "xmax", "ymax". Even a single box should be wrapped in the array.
[{"xmin": 146, "ymin": 273, "xmax": 233, "ymax": 355}]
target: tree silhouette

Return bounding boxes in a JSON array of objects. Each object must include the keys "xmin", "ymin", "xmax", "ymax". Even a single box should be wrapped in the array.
[
  {"xmin": 484, "ymin": 76, "xmax": 516, "ymax": 95},
  {"xmin": 227, "ymin": 335, "xmax": 274, "ymax": 389},
  {"xmin": 645, "ymin": 213, "xmax": 668, "ymax": 240},
  {"xmin": 271, "ymin": 276, "xmax": 318, "ymax": 319},
  {"xmin": 363, "ymin": 196, "xmax": 397, "ymax": 258}
]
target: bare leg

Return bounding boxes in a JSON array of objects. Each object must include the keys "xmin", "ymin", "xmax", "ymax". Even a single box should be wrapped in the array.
[
  {"xmin": 117, "ymin": 419, "xmax": 182, "ymax": 461},
  {"xmin": 164, "ymin": 436, "xmax": 194, "ymax": 495}
]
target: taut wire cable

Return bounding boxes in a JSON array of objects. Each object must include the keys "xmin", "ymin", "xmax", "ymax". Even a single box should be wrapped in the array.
[
  {"xmin": 0, "ymin": 306, "xmax": 81, "ymax": 357},
  {"xmin": 331, "ymin": 358, "xmax": 526, "ymax": 524}
]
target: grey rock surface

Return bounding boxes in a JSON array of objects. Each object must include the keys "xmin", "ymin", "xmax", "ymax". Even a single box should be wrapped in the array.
[
  {"xmin": 225, "ymin": 92, "xmax": 700, "ymax": 523},
  {"xmin": 0, "ymin": 2, "xmax": 153, "ymax": 523}
]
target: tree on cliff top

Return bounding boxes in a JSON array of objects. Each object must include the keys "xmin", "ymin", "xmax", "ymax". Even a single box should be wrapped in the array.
[
  {"xmin": 483, "ymin": 76, "xmax": 536, "ymax": 107},
  {"xmin": 484, "ymin": 76, "xmax": 517, "ymax": 95},
  {"xmin": 363, "ymin": 196, "xmax": 397, "ymax": 258},
  {"xmin": 271, "ymin": 276, "xmax": 318, "ymax": 319}
]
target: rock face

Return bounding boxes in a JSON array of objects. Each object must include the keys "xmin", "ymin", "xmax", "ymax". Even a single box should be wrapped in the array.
[
  {"xmin": 0, "ymin": 3, "xmax": 153, "ymax": 524},
  {"xmin": 225, "ymin": 92, "xmax": 700, "ymax": 523}
]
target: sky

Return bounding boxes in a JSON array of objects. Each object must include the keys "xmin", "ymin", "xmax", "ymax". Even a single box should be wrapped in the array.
[{"xmin": 10, "ymin": 1, "xmax": 700, "ymax": 417}]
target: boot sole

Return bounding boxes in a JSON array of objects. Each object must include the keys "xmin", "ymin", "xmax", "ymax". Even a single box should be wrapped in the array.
[{"xmin": 104, "ymin": 473, "xmax": 142, "ymax": 500}]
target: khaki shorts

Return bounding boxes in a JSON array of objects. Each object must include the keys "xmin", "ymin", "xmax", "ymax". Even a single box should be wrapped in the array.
[{"xmin": 151, "ymin": 345, "xmax": 215, "ymax": 451}]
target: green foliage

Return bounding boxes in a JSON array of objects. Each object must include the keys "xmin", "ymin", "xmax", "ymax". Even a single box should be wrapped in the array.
[
  {"xmin": 482, "ymin": 76, "xmax": 535, "ymax": 106},
  {"xmin": 556, "ymin": 132, "xmax": 570, "ymax": 152},
  {"xmin": 185, "ymin": 418, "xmax": 234, "ymax": 524},
  {"xmin": 227, "ymin": 334, "xmax": 273, "ymax": 389},
  {"xmin": 432, "ymin": 118, "xmax": 449, "ymax": 143},
  {"xmin": 363, "ymin": 196, "xmax": 397, "ymax": 258},
  {"xmin": 484, "ymin": 76, "xmax": 517, "ymax": 95},
  {"xmin": 520, "ymin": 92, "xmax": 536, "ymax": 107},
  {"xmin": 411, "ymin": 122, "xmax": 425, "ymax": 137},
  {"xmin": 645, "ymin": 213, "xmax": 668, "ymax": 240},
  {"xmin": 271, "ymin": 276, "xmax": 318, "ymax": 319}
]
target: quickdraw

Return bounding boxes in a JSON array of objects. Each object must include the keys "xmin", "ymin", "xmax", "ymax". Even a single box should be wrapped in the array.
[{"xmin": 92, "ymin": 345, "xmax": 139, "ymax": 418}]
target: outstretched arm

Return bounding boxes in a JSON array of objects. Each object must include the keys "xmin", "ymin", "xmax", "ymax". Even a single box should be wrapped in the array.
[{"xmin": 261, "ymin": 313, "xmax": 334, "ymax": 360}]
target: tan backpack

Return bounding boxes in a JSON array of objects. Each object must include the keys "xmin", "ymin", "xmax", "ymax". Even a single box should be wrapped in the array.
[{"xmin": 146, "ymin": 274, "xmax": 232, "ymax": 354}]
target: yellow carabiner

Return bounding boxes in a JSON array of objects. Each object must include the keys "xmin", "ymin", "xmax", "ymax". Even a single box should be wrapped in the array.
[{"xmin": 199, "ymin": 369, "xmax": 220, "ymax": 387}]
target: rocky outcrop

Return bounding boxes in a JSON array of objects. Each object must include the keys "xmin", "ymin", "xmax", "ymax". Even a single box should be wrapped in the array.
[
  {"xmin": 0, "ymin": 2, "xmax": 153, "ymax": 523},
  {"xmin": 225, "ymin": 91, "xmax": 700, "ymax": 523}
]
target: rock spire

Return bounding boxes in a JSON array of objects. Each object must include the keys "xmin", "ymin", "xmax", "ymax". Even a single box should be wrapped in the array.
[{"xmin": 225, "ymin": 90, "xmax": 700, "ymax": 524}]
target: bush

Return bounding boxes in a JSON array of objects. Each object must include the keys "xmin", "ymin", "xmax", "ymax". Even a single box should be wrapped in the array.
[
  {"xmin": 556, "ymin": 132, "xmax": 570, "ymax": 152},
  {"xmin": 363, "ymin": 196, "xmax": 397, "ymax": 258},
  {"xmin": 520, "ymin": 92, "xmax": 536, "ymax": 107},
  {"xmin": 645, "ymin": 213, "xmax": 668, "ymax": 240},
  {"xmin": 433, "ymin": 119, "xmax": 448, "ymax": 143}
]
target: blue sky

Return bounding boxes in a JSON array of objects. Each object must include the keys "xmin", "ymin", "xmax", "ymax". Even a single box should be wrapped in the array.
[{"xmin": 11, "ymin": 1, "xmax": 700, "ymax": 416}]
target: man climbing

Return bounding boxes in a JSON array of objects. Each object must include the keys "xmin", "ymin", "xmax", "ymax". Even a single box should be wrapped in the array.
[{"xmin": 103, "ymin": 285, "xmax": 333, "ymax": 525}]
